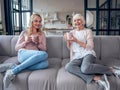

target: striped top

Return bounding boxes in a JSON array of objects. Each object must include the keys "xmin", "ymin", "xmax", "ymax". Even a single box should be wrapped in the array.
[{"xmin": 70, "ymin": 28, "xmax": 96, "ymax": 60}]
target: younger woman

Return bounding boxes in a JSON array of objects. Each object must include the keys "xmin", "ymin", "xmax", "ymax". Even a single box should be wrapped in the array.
[{"xmin": 1, "ymin": 13, "xmax": 49, "ymax": 88}]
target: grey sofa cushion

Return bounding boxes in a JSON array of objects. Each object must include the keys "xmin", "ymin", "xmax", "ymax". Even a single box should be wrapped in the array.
[
  {"xmin": 57, "ymin": 67, "xmax": 86, "ymax": 90},
  {"xmin": 4, "ymin": 71, "xmax": 31, "ymax": 90},
  {"xmin": 0, "ymin": 35, "xmax": 18, "ymax": 56},
  {"xmin": 118, "ymin": 37, "xmax": 120, "ymax": 59},
  {"xmin": 11, "ymin": 36, "xmax": 18, "ymax": 56},
  {"xmin": 62, "ymin": 38, "xmax": 70, "ymax": 59},
  {"xmin": 0, "ymin": 56, "xmax": 10, "ymax": 63},
  {"xmin": 93, "ymin": 36, "xmax": 101, "ymax": 59},
  {"xmin": 2, "ymin": 57, "xmax": 61, "ymax": 90},
  {"xmin": 1, "ymin": 35, "xmax": 120, "ymax": 90},
  {"xmin": 3, "ymin": 56, "xmax": 19, "ymax": 64},
  {"xmin": 46, "ymin": 36, "xmax": 63, "ymax": 58},
  {"xmin": 2, "ymin": 57, "xmax": 31, "ymax": 90},
  {"xmin": 28, "ymin": 68, "xmax": 58, "ymax": 90},
  {"xmin": 100, "ymin": 58, "xmax": 120, "ymax": 67},
  {"xmin": 61, "ymin": 58, "xmax": 70, "ymax": 66},
  {"xmin": 100, "ymin": 36, "xmax": 120, "ymax": 59},
  {"xmin": 0, "ymin": 74, "xmax": 3, "ymax": 90},
  {"xmin": 0, "ymin": 36, "xmax": 12, "ymax": 56},
  {"xmin": 48, "ymin": 58, "xmax": 62, "ymax": 68}
]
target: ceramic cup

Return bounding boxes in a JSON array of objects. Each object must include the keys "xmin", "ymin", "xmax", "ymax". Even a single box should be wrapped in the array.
[{"xmin": 66, "ymin": 32, "xmax": 72, "ymax": 40}]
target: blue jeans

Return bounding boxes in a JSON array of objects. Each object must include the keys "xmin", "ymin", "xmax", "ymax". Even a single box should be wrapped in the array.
[
  {"xmin": 12, "ymin": 49, "xmax": 48, "ymax": 74},
  {"xmin": 65, "ymin": 54, "xmax": 112, "ymax": 83}
]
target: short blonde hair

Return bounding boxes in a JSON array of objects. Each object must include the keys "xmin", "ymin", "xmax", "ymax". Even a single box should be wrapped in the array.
[{"xmin": 72, "ymin": 14, "xmax": 85, "ymax": 26}]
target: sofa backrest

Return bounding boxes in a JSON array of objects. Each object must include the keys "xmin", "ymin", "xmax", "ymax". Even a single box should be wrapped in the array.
[
  {"xmin": 0, "ymin": 35, "xmax": 63, "ymax": 58},
  {"xmin": 62, "ymin": 36, "xmax": 120, "ymax": 60},
  {"xmin": 0, "ymin": 35, "xmax": 18, "ymax": 56},
  {"xmin": 100, "ymin": 36, "xmax": 120, "ymax": 60},
  {"xmin": 62, "ymin": 36, "xmax": 101, "ymax": 59},
  {"xmin": 46, "ymin": 36, "xmax": 63, "ymax": 58},
  {"xmin": 0, "ymin": 35, "xmax": 120, "ymax": 60}
]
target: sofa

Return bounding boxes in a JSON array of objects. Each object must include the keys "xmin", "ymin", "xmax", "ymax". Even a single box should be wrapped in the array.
[{"xmin": 0, "ymin": 35, "xmax": 120, "ymax": 90}]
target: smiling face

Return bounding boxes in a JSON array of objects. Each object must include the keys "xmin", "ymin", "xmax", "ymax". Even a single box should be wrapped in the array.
[
  {"xmin": 73, "ymin": 18, "xmax": 84, "ymax": 28},
  {"xmin": 73, "ymin": 14, "xmax": 85, "ymax": 30},
  {"xmin": 32, "ymin": 16, "xmax": 42, "ymax": 30}
]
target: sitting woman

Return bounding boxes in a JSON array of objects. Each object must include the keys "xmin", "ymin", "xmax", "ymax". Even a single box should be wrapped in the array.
[
  {"xmin": 64, "ymin": 13, "xmax": 120, "ymax": 90},
  {"xmin": 0, "ymin": 13, "xmax": 49, "ymax": 88}
]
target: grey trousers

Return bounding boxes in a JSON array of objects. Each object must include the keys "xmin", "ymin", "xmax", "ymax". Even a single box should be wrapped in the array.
[{"xmin": 65, "ymin": 54, "xmax": 112, "ymax": 83}]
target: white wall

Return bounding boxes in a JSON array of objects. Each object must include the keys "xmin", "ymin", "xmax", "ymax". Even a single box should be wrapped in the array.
[
  {"xmin": 33, "ymin": 0, "xmax": 84, "ymax": 29},
  {"xmin": 41, "ymin": 11, "xmax": 83, "ymax": 29},
  {"xmin": 33, "ymin": 0, "xmax": 84, "ymax": 12}
]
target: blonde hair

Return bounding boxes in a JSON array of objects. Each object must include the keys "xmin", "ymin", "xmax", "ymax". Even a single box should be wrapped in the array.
[
  {"xmin": 27, "ymin": 13, "xmax": 42, "ymax": 35},
  {"xmin": 72, "ymin": 14, "xmax": 85, "ymax": 27}
]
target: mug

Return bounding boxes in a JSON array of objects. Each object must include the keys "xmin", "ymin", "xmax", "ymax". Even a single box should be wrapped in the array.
[{"xmin": 66, "ymin": 32, "xmax": 72, "ymax": 40}]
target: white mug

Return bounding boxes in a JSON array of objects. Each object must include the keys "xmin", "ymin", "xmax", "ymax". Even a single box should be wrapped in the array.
[
  {"xmin": 66, "ymin": 32, "xmax": 72, "ymax": 40},
  {"xmin": 31, "ymin": 35, "xmax": 38, "ymax": 41}
]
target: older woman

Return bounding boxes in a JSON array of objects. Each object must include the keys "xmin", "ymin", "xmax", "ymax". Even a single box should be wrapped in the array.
[{"xmin": 64, "ymin": 14, "xmax": 120, "ymax": 90}]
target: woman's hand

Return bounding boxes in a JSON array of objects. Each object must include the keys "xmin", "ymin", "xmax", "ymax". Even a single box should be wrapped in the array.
[
  {"xmin": 31, "ymin": 35, "xmax": 39, "ymax": 44},
  {"xmin": 25, "ymin": 36, "xmax": 32, "ymax": 43},
  {"xmin": 64, "ymin": 32, "xmax": 72, "ymax": 49},
  {"xmin": 64, "ymin": 32, "xmax": 73, "ymax": 41},
  {"xmin": 64, "ymin": 33, "xmax": 67, "ymax": 40},
  {"xmin": 70, "ymin": 34, "xmax": 86, "ymax": 48},
  {"xmin": 70, "ymin": 34, "xmax": 78, "ymax": 42}
]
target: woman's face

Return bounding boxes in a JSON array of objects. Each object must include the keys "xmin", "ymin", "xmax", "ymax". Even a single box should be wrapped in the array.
[
  {"xmin": 73, "ymin": 18, "xmax": 84, "ymax": 28},
  {"xmin": 32, "ymin": 16, "xmax": 42, "ymax": 29}
]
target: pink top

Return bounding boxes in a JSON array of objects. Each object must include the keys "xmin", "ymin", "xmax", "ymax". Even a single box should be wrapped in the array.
[{"xmin": 15, "ymin": 30, "xmax": 47, "ymax": 51}]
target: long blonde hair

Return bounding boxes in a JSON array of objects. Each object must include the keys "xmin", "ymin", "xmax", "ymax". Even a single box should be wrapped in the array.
[{"xmin": 27, "ymin": 13, "xmax": 42, "ymax": 35}]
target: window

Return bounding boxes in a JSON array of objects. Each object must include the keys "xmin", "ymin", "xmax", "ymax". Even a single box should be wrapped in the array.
[
  {"xmin": 4, "ymin": 0, "xmax": 32, "ymax": 35},
  {"xmin": 85, "ymin": 0, "xmax": 120, "ymax": 35}
]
